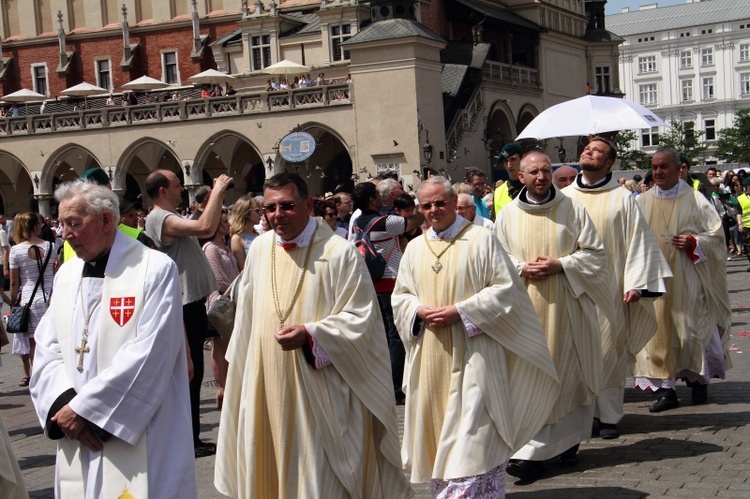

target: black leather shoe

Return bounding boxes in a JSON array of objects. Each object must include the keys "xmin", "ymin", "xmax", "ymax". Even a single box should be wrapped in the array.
[
  {"xmin": 599, "ymin": 422, "xmax": 620, "ymax": 439},
  {"xmin": 649, "ymin": 389, "xmax": 679, "ymax": 413},
  {"xmin": 194, "ymin": 441, "xmax": 217, "ymax": 458},
  {"xmin": 689, "ymin": 382, "xmax": 708, "ymax": 404},
  {"xmin": 559, "ymin": 444, "xmax": 579, "ymax": 466},
  {"xmin": 506, "ymin": 459, "xmax": 544, "ymax": 481}
]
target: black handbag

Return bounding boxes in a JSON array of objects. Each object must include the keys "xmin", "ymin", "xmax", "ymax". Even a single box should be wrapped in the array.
[{"xmin": 7, "ymin": 243, "xmax": 52, "ymax": 334}]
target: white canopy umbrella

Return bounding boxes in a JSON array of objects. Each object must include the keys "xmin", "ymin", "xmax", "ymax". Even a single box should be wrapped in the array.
[
  {"xmin": 516, "ymin": 95, "xmax": 668, "ymax": 140},
  {"xmin": 61, "ymin": 82, "xmax": 109, "ymax": 108},
  {"xmin": 1, "ymin": 88, "xmax": 47, "ymax": 115},
  {"xmin": 187, "ymin": 69, "xmax": 237, "ymax": 86},
  {"xmin": 263, "ymin": 60, "xmax": 311, "ymax": 78},
  {"xmin": 122, "ymin": 75, "xmax": 170, "ymax": 91},
  {"xmin": 2, "ymin": 88, "xmax": 46, "ymax": 102}
]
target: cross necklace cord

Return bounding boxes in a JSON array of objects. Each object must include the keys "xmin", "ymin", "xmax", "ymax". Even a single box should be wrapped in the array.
[
  {"xmin": 270, "ymin": 226, "xmax": 317, "ymax": 329},
  {"xmin": 657, "ymin": 189, "xmax": 678, "ymax": 240},
  {"xmin": 423, "ymin": 224, "xmax": 471, "ymax": 273},
  {"xmin": 76, "ymin": 276, "xmax": 102, "ymax": 373}
]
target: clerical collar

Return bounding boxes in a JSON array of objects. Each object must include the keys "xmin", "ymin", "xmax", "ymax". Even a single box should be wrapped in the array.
[
  {"xmin": 428, "ymin": 215, "xmax": 466, "ymax": 240},
  {"xmin": 82, "ymin": 251, "xmax": 111, "ymax": 278},
  {"xmin": 578, "ymin": 172, "xmax": 612, "ymax": 188},
  {"xmin": 655, "ymin": 179, "xmax": 684, "ymax": 199},
  {"xmin": 275, "ymin": 217, "xmax": 317, "ymax": 248},
  {"xmin": 520, "ymin": 187, "xmax": 554, "ymax": 205}
]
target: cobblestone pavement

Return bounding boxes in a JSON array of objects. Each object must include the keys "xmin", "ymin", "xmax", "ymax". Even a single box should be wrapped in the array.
[{"xmin": 2, "ymin": 257, "xmax": 750, "ymax": 498}]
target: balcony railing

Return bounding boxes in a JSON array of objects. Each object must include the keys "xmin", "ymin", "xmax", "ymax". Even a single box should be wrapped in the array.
[
  {"xmin": 482, "ymin": 61, "xmax": 540, "ymax": 88},
  {"xmin": 0, "ymin": 84, "xmax": 352, "ymax": 137}
]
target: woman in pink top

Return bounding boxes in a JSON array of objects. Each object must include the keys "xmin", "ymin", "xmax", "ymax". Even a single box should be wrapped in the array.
[{"xmin": 202, "ymin": 211, "xmax": 238, "ymax": 409}]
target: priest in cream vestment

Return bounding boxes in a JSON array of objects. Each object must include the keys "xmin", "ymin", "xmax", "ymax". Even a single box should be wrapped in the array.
[
  {"xmin": 0, "ymin": 394, "xmax": 29, "ymax": 499},
  {"xmin": 495, "ymin": 151, "xmax": 613, "ymax": 481},
  {"xmin": 392, "ymin": 177, "xmax": 559, "ymax": 497},
  {"xmin": 563, "ymin": 137, "xmax": 672, "ymax": 439},
  {"xmin": 634, "ymin": 149, "xmax": 731, "ymax": 412},
  {"xmin": 215, "ymin": 173, "xmax": 411, "ymax": 498},
  {"xmin": 30, "ymin": 181, "xmax": 197, "ymax": 498}
]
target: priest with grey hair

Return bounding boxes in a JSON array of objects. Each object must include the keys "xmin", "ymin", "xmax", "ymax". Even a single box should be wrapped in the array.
[
  {"xmin": 393, "ymin": 176, "xmax": 559, "ymax": 497},
  {"xmin": 30, "ymin": 180, "xmax": 197, "ymax": 498}
]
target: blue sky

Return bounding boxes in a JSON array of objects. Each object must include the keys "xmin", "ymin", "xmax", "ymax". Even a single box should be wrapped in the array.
[{"xmin": 606, "ymin": 0, "xmax": 686, "ymax": 15}]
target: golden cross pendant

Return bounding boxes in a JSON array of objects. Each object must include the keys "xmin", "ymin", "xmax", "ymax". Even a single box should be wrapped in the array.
[{"xmin": 75, "ymin": 336, "xmax": 90, "ymax": 373}]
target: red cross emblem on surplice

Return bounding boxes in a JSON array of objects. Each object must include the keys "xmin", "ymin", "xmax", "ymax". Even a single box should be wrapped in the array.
[{"xmin": 110, "ymin": 297, "xmax": 136, "ymax": 327}]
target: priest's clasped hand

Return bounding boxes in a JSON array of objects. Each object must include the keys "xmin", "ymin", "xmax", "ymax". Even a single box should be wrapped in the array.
[
  {"xmin": 51, "ymin": 404, "xmax": 103, "ymax": 452},
  {"xmin": 418, "ymin": 305, "xmax": 460, "ymax": 327},
  {"xmin": 670, "ymin": 234, "xmax": 695, "ymax": 251},
  {"xmin": 275, "ymin": 325, "xmax": 308, "ymax": 350},
  {"xmin": 522, "ymin": 256, "xmax": 563, "ymax": 280},
  {"xmin": 623, "ymin": 289, "xmax": 641, "ymax": 303}
]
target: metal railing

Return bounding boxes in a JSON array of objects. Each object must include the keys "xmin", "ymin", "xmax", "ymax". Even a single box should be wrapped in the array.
[
  {"xmin": 482, "ymin": 61, "xmax": 539, "ymax": 87},
  {"xmin": 0, "ymin": 84, "xmax": 352, "ymax": 137}
]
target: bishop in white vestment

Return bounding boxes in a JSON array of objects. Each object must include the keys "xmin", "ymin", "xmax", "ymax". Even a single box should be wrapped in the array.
[
  {"xmin": 30, "ymin": 181, "xmax": 196, "ymax": 499},
  {"xmin": 215, "ymin": 173, "xmax": 411, "ymax": 498},
  {"xmin": 393, "ymin": 177, "xmax": 559, "ymax": 497}
]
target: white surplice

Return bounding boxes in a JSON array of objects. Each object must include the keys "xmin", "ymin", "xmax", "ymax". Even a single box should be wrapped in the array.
[{"xmin": 30, "ymin": 231, "xmax": 196, "ymax": 499}]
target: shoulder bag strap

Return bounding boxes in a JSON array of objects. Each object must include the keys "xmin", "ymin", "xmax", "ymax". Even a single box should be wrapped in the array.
[
  {"xmin": 26, "ymin": 242, "xmax": 52, "ymax": 306},
  {"xmin": 365, "ymin": 216, "xmax": 397, "ymax": 262}
]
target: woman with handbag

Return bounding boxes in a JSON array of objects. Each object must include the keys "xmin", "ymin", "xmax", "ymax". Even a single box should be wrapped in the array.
[
  {"xmin": 9, "ymin": 213, "xmax": 55, "ymax": 387},
  {"xmin": 203, "ymin": 211, "xmax": 238, "ymax": 409}
]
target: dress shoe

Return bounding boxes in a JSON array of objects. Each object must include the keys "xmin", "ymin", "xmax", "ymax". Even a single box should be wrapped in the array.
[
  {"xmin": 194, "ymin": 440, "xmax": 217, "ymax": 458},
  {"xmin": 506, "ymin": 459, "xmax": 544, "ymax": 481},
  {"xmin": 559, "ymin": 444, "xmax": 579, "ymax": 466},
  {"xmin": 598, "ymin": 422, "xmax": 620, "ymax": 439},
  {"xmin": 649, "ymin": 388, "xmax": 679, "ymax": 413},
  {"xmin": 688, "ymin": 381, "xmax": 708, "ymax": 404}
]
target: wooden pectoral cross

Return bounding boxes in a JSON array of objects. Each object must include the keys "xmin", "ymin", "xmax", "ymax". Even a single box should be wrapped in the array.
[{"xmin": 75, "ymin": 337, "xmax": 90, "ymax": 373}]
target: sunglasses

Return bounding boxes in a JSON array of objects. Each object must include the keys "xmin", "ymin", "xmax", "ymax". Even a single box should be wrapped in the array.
[
  {"xmin": 263, "ymin": 202, "xmax": 298, "ymax": 214},
  {"xmin": 419, "ymin": 200, "xmax": 448, "ymax": 211},
  {"xmin": 324, "ymin": 212, "xmax": 337, "ymax": 218}
]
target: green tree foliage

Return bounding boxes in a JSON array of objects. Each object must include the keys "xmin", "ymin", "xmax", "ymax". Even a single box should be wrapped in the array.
[
  {"xmin": 658, "ymin": 120, "xmax": 707, "ymax": 165},
  {"xmin": 612, "ymin": 130, "xmax": 649, "ymax": 170},
  {"xmin": 716, "ymin": 109, "xmax": 750, "ymax": 164}
]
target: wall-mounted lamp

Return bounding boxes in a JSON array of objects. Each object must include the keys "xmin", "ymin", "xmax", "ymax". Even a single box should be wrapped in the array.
[
  {"xmin": 266, "ymin": 157, "xmax": 274, "ymax": 171},
  {"xmin": 33, "ymin": 174, "xmax": 39, "ymax": 188},
  {"xmin": 184, "ymin": 162, "xmax": 191, "ymax": 176},
  {"xmin": 107, "ymin": 167, "xmax": 113, "ymax": 181},
  {"xmin": 422, "ymin": 130, "xmax": 433, "ymax": 165}
]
